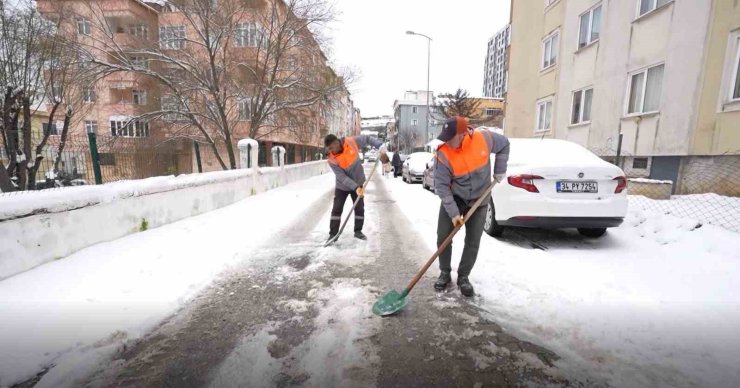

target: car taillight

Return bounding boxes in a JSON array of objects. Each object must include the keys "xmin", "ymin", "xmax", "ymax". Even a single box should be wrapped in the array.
[
  {"xmin": 614, "ymin": 176, "xmax": 627, "ymax": 194},
  {"xmin": 507, "ymin": 174, "xmax": 543, "ymax": 193}
]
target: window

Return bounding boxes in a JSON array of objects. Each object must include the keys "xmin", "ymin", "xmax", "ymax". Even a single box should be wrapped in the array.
[
  {"xmin": 129, "ymin": 24, "xmax": 148, "ymax": 39},
  {"xmin": 412, "ymin": 106, "xmax": 418, "ymax": 114},
  {"xmin": 571, "ymin": 87, "xmax": 593, "ymax": 124},
  {"xmin": 535, "ymin": 98, "xmax": 553, "ymax": 132},
  {"xmin": 76, "ymin": 17, "xmax": 91, "ymax": 35},
  {"xmin": 411, "ymin": 119, "xmax": 418, "ymax": 127},
  {"xmin": 235, "ymin": 22, "xmax": 264, "ymax": 48},
  {"xmin": 82, "ymin": 87, "xmax": 96, "ymax": 103},
  {"xmin": 52, "ymin": 84, "xmax": 63, "ymax": 102},
  {"xmin": 133, "ymin": 90, "xmax": 147, "ymax": 105},
  {"xmin": 486, "ymin": 108, "xmax": 496, "ymax": 116},
  {"xmin": 632, "ymin": 157, "xmax": 649, "ymax": 169},
  {"xmin": 110, "ymin": 119, "xmax": 149, "ymax": 137},
  {"xmin": 578, "ymin": 5, "xmax": 601, "ymax": 49},
  {"xmin": 639, "ymin": 0, "xmax": 672, "ymax": 17},
  {"xmin": 43, "ymin": 122, "xmax": 60, "ymax": 136},
  {"xmin": 84, "ymin": 120, "xmax": 98, "ymax": 134},
  {"xmin": 544, "ymin": 0, "xmax": 559, "ymax": 7},
  {"xmin": 238, "ymin": 99, "xmax": 251, "ymax": 121},
  {"xmin": 542, "ymin": 32, "xmax": 559, "ymax": 69},
  {"xmin": 627, "ymin": 64, "xmax": 664, "ymax": 114},
  {"xmin": 731, "ymin": 37, "xmax": 740, "ymax": 101},
  {"xmin": 131, "ymin": 56, "xmax": 148, "ymax": 69},
  {"xmin": 159, "ymin": 26, "xmax": 186, "ymax": 49},
  {"xmin": 161, "ymin": 95, "xmax": 187, "ymax": 122}
]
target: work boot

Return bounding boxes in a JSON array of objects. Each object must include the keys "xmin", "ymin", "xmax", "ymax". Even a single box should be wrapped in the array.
[
  {"xmin": 354, "ymin": 231, "xmax": 367, "ymax": 240},
  {"xmin": 434, "ymin": 271, "xmax": 451, "ymax": 291},
  {"xmin": 457, "ymin": 276, "xmax": 474, "ymax": 297}
]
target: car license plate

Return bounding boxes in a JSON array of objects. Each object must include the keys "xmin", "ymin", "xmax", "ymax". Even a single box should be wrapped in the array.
[{"xmin": 557, "ymin": 181, "xmax": 598, "ymax": 193}]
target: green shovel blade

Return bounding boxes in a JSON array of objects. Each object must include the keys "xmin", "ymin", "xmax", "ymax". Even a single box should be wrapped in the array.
[{"xmin": 372, "ymin": 288, "xmax": 409, "ymax": 316}]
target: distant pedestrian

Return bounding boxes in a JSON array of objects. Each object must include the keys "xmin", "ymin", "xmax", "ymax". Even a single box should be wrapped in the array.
[
  {"xmin": 380, "ymin": 152, "xmax": 391, "ymax": 177},
  {"xmin": 392, "ymin": 152, "xmax": 402, "ymax": 178}
]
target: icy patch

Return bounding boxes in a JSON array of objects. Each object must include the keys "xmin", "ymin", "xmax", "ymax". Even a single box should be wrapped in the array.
[
  {"xmin": 300, "ymin": 278, "xmax": 380, "ymax": 387},
  {"xmin": 208, "ymin": 325, "xmax": 281, "ymax": 387}
]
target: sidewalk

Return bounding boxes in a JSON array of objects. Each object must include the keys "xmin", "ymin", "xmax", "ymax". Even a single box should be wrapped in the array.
[{"xmin": 0, "ymin": 174, "xmax": 334, "ymax": 387}]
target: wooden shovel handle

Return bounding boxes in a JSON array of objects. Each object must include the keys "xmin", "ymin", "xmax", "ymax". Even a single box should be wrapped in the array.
[{"xmin": 404, "ymin": 180, "xmax": 497, "ymax": 292}]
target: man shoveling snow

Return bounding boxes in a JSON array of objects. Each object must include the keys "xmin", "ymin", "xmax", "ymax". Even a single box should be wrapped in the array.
[{"xmin": 324, "ymin": 133, "xmax": 386, "ymax": 242}]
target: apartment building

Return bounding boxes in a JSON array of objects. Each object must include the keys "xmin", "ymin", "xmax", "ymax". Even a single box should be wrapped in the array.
[
  {"xmin": 483, "ymin": 24, "xmax": 511, "ymax": 99},
  {"xmin": 36, "ymin": 0, "xmax": 352, "ymax": 173},
  {"xmin": 393, "ymin": 90, "xmax": 443, "ymax": 152},
  {"xmin": 506, "ymin": 0, "xmax": 740, "ymax": 194}
]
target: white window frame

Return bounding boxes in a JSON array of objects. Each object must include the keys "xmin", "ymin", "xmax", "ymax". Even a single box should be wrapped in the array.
[
  {"xmin": 84, "ymin": 120, "xmax": 98, "ymax": 134},
  {"xmin": 544, "ymin": 0, "xmax": 560, "ymax": 10},
  {"xmin": 130, "ymin": 56, "xmax": 148, "ymax": 69},
  {"xmin": 578, "ymin": 4, "xmax": 601, "ymax": 49},
  {"xmin": 729, "ymin": 36, "xmax": 740, "ymax": 103},
  {"xmin": 238, "ymin": 98, "xmax": 251, "ymax": 121},
  {"xmin": 570, "ymin": 87, "xmax": 593, "ymax": 125},
  {"xmin": 129, "ymin": 24, "xmax": 148, "ymax": 39},
  {"xmin": 235, "ymin": 22, "xmax": 264, "ymax": 48},
  {"xmin": 411, "ymin": 119, "xmax": 418, "ymax": 127},
  {"xmin": 625, "ymin": 63, "xmax": 665, "ymax": 116},
  {"xmin": 637, "ymin": 0, "xmax": 673, "ymax": 18},
  {"xmin": 76, "ymin": 17, "xmax": 91, "ymax": 35},
  {"xmin": 132, "ymin": 89, "xmax": 147, "ymax": 105},
  {"xmin": 535, "ymin": 97, "xmax": 554, "ymax": 133},
  {"xmin": 43, "ymin": 122, "xmax": 60, "ymax": 136},
  {"xmin": 82, "ymin": 87, "xmax": 96, "ymax": 103},
  {"xmin": 110, "ymin": 119, "xmax": 149, "ymax": 138},
  {"xmin": 541, "ymin": 31, "xmax": 559, "ymax": 70},
  {"xmin": 159, "ymin": 26, "xmax": 186, "ymax": 49}
]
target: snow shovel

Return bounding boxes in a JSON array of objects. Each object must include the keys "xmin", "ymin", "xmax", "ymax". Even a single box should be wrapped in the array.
[
  {"xmin": 324, "ymin": 158, "xmax": 381, "ymax": 247},
  {"xmin": 372, "ymin": 180, "xmax": 498, "ymax": 316}
]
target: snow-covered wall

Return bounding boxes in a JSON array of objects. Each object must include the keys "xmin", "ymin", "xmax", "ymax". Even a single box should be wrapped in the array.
[{"xmin": 0, "ymin": 161, "xmax": 329, "ymax": 280}]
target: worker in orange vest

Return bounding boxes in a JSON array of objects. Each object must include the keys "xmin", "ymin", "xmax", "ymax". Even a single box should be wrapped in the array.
[
  {"xmin": 324, "ymin": 133, "xmax": 386, "ymax": 242},
  {"xmin": 433, "ymin": 116, "xmax": 510, "ymax": 297}
]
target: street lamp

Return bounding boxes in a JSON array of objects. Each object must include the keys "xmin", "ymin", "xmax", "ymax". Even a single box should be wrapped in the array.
[{"xmin": 406, "ymin": 30, "xmax": 432, "ymax": 145}]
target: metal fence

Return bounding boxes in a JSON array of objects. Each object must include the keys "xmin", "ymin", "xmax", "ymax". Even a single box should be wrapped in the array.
[{"xmin": 589, "ymin": 146, "xmax": 740, "ymax": 233}]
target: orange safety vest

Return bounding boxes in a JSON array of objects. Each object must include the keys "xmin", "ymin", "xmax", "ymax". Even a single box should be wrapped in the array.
[
  {"xmin": 437, "ymin": 130, "xmax": 490, "ymax": 177},
  {"xmin": 328, "ymin": 137, "xmax": 360, "ymax": 170}
]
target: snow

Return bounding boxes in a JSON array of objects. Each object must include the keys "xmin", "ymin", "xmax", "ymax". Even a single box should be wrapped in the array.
[
  {"xmin": 384, "ymin": 176, "xmax": 740, "ymax": 387},
  {"xmin": 628, "ymin": 177, "xmax": 673, "ymax": 184},
  {"xmin": 0, "ymin": 173, "xmax": 335, "ymax": 387},
  {"xmin": 630, "ymin": 193, "xmax": 740, "ymax": 232}
]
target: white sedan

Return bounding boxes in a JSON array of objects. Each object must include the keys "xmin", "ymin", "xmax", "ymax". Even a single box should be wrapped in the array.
[
  {"xmin": 402, "ymin": 152, "xmax": 433, "ymax": 184},
  {"xmin": 485, "ymin": 139, "xmax": 628, "ymax": 238}
]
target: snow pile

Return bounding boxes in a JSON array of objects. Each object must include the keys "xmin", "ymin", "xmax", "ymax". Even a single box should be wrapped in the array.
[
  {"xmin": 629, "ymin": 193, "xmax": 740, "ymax": 232},
  {"xmin": 0, "ymin": 173, "xmax": 334, "ymax": 387},
  {"xmin": 385, "ymin": 176, "xmax": 740, "ymax": 387}
]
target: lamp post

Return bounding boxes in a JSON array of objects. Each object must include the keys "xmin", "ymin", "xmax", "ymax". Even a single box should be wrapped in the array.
[{"xmin": 406, "ymin": 30, "xmax": 432, "ymax": 145}]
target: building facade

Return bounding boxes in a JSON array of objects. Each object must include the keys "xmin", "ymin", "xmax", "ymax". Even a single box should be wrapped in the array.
[
  {"xmin": 36, "ymin": 0, "xmax": 351, "ymax": 174},
  {"xmin": 483, "ymin": 24, "xmax": 511, "ymax": 99},
  {"xmin": 393, "ymin": 91, "xmax": 443, "ymax": 153},
  {"xmin": 506, "ymin": 0, "xmax": 740, "ymax": 194}
]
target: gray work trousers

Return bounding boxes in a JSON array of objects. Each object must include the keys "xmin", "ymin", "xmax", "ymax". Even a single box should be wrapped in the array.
[{"xmin": 436, "ymin": 200, "xmax": 488, "ymax": 277}]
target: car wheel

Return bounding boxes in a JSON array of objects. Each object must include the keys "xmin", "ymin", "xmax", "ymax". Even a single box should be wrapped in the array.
[
  {"xmin": 483, "ymin": 201, "xmax": 505, "ymax": 237},
  {"xmin": 578, "ymin": 228, "xmax": 607, "ymax": 238}
]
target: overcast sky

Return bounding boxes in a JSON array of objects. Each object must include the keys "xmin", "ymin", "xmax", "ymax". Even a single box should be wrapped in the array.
[{"xmin": 328, "ymin": 0, "xmax": 510, "ymax": 117}]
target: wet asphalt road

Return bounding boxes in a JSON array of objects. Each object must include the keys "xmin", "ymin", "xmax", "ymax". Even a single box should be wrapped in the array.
[{"xmin": 83, "ymin": 166, "xmax": 575, "ymax": 388}]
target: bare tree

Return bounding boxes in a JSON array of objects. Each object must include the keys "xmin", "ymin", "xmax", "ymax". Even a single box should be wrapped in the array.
[
  {"xmin": 82, "ymin": 0, "xmax": 348, "ymax": 170},
  {"xmin": 398, "ymin": 129, "xmax": 419, "ymax": 153},
  {"xmin": 0, "ymin": 1, "xmax": 95, "ymax": 191}
]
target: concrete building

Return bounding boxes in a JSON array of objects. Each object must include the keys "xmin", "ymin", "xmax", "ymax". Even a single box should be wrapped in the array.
[
  {"xmin": 360, "ymin": 115, "xmax": 393, "ymax": 141},
  {"xmin": 392, "ymin": 91, "xmax": 443, "ymax": 153},
  {"xmin": 506, "ymin": 0, "xmax": 740, "ymax": 194},
  {"xmin": 483, "ymin": 24, "xmax": 511, "ymax": 99}
]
